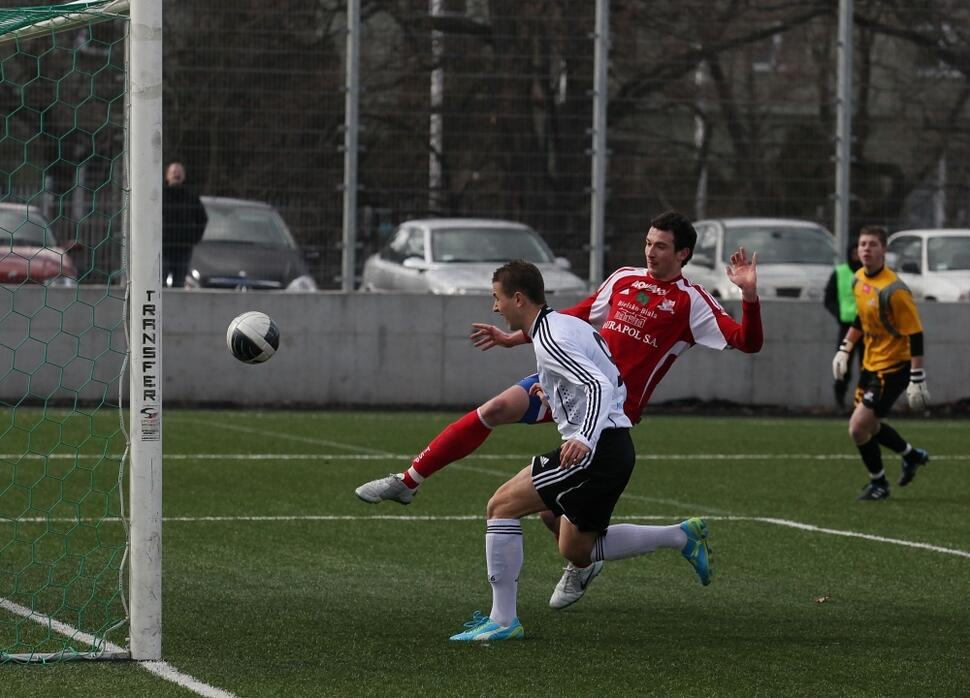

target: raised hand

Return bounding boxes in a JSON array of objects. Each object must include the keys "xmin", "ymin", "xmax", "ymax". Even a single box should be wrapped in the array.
[{"xmin": 725, "ymin": 247, "xmax": 759, "ymax": 301}]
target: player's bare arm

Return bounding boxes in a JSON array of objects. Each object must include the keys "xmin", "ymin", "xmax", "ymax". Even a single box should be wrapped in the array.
[
  {"xmin": 725, "ymin": 247, "xmax": 759, "ymax": 302},
  {"xmin": 470, "ymin": 323, "xmax": 527, "ymax": 351}
]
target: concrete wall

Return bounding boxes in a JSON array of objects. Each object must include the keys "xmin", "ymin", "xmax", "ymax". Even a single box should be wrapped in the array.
[{"xmin": 2, "ymin": 288, "xmax": 968, "ymax": 409}]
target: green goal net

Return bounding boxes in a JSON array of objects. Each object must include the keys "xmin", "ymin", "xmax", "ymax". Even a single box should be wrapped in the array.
[{"xmin": 0, "ymin": 0, "xmax": 137, "ymax": 663}]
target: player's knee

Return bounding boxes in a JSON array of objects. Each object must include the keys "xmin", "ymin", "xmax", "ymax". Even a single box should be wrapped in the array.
[
  {"xmin": 480, "ymin": 391, "xmax": 527, "ymax": 426},
  {"xmin": 486, "ymin": 490, "xmax": 511, "ymax": 519},
  {"xmin": 848, "ymin": 418, "xmax": 873, "ymax": 444}
]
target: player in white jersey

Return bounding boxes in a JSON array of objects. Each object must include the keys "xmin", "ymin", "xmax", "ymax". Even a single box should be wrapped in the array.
[
  {"xmin": 449, "ymin": 261, "xmax": 713, "ymax": 642},
  {"xmin": 357, "ymin": 211, "xmax": 761, "ymax": 607}
]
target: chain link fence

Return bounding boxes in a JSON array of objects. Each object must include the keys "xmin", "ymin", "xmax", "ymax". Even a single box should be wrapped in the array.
[{"xmin": 5, "ymin": 0, "xmax": 968, "ymax": 289}]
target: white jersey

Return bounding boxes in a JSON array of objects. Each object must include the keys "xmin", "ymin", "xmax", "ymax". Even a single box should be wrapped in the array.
[{"xmin": 527, "ymin": 306, "xmax": 632, "ymax": 452}]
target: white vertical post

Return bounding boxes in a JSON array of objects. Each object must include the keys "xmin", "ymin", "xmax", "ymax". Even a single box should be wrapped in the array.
[
  {"xmin": 693, "ymin": 63, "xmax": 708, "ymax": 220},
  {"xmin": 341, "ymin": 0, "xmax": 360, "ymax": 291},
  {"xmin": 833, "ymin": 0, "xmax": 853, "ymax": 257},
  {"xmin": 429, "ymin": 0, "xmax": 444, "ymax": 212},
  {"xmin": 589, "ymin": 0, "xmax": 609, "ymax": 286},
  {"xmin": 128, "ymin": 0, "xmax": 163, "ymax": 661},
  {"xmin": 934, "ymin": 155, "xmax": 946, "ymax": 228}
]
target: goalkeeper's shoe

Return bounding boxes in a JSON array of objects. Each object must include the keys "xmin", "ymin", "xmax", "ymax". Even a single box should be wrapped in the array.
[
  {"xmin": 680, "ymin": 517, "xmax": 713, "ymax": 586},
  {"xmin": 549, "ymin": 561, "xmax": 604, "ymax": 609},
  {"xmin": 354, "ymin": 473, "xmax": 415, "ymax": 504},
  {"xmin": 857, "ymin": 480, "xmax": 890, "ymax": 501},
  {"xmin": 899, "ymin": 448, "xmax": 929, "ymax": 487},
  {"xmin": 448, "ymin": 611, "xmax": 524, "ymax": 642}
]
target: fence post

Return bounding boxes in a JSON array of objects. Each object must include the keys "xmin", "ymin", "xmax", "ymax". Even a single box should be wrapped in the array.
[
  {"xmin": 341, "ymin": 0, "xmax": 360, "ymax": 291},
  {"xmin": 589, "ymin": 0, "xmax": 609, "ymax": 287},
  {"xmin": 833, "ymin": 0, "xmax": 853, "ymax": 255}
]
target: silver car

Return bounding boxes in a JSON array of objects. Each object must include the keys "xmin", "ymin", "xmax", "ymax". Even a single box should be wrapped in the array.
[
  {"xmin": 360, "ymin": 218, "xmax": 587, "ymax": 294},
  {"xmin": 887, "ymin": 229, "xmax": 970, "ymax": 302},
  {"xmin": 689, "ymin": 218, "xmax": 836, "ymax": 300}
]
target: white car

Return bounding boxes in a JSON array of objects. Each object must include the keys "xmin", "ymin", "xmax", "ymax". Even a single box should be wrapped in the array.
[
  {"xmin": 689, "ymin": 218, "xmax": 836, "ymax": 300},
  {"xmin": 360, "ymin": 218, "xmax": 587, "ymax": 294},
  {"xmin": 887, "ymin": 229, "xmax": 970, "ymax": 302}
]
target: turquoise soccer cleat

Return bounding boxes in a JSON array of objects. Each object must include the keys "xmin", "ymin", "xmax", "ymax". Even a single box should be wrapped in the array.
[
  {"xmin": 448, "ymin": 611, "xmax": 525, "ymax": 642},
  {"xmin": 680, "ymin": 517, "xmax": 714, "ymax": 586}
]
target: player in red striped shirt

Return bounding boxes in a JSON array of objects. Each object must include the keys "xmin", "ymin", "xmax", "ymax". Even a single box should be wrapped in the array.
[{"xmin": 355, "ymin": 210, "xmax": 762, "ymax": 602}]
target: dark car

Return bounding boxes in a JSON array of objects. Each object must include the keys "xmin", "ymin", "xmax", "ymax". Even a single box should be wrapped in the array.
[
  {"xmin": 185, "ymin": 196, "xmax": 318, "ymax": 291},
  {"xmin": 0, "ymin": 202, "xmax": 77, "ymax": 287}
]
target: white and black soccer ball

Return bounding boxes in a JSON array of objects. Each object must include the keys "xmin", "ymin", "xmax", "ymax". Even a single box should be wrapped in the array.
[{"xmin": 226, "ymin": 311, "xmax": 279, "ymax": 364}]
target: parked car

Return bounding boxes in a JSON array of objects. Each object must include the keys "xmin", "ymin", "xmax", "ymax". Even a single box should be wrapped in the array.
[
  {"xmin": 0, "ymin": 202, "xmax": 77, "ymax": 287},
  {"xmin": 689, "ymin": 218, "xmax": 836, "ymax": 300},
  {"xmin": 185, "ymin": 196, "xmax": 318, "ymax": 291},
  {"xmin": 886, "ymin": 229, "xmax": 970, "ymax": 302},
  {"xmin": 360, "ymin": 218, "xmax": 587, "ymax": 294}
]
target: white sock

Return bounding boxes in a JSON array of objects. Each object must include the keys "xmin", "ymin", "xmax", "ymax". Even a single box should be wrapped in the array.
[
  {"xmin": 485, "ymin": 518, "xmax": 522, "ymax": 627},
  {"xmin": 590, "ymin": 523, "xmax": 687, "ymax": 562}
]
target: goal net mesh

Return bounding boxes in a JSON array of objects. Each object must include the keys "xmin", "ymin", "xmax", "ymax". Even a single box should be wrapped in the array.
[{"xmin": 0, "ymin": 0, "xmax": 131, "ymax": 662}]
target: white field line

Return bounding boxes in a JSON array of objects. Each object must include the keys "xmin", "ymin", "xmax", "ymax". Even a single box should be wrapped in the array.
[
  {"xmin": 0, "ymin": 598, "xmax": 237, "ymax": 698},
  {"xmin": 184, "ymin": 419, "xmax": 396, "ymax": 455},
  {"xmin": 4, "ymin": 513, "xmax": 969, "ymax": 559}
]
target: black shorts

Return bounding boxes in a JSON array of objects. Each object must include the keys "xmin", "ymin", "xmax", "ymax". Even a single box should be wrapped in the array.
[
  {"xmin": 855, "ymin": 363, "xmax": 910, "ymax": 417},
  {"xmin": 531, "ymin": 428, "xmax": 635, "ymax": 534}
]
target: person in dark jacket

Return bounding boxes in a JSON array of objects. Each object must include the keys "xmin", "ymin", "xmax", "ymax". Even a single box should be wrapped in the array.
[
  {"xmin": 162, "ymin": 161, "xmax": 208, "ymax": 287},
  {"xmin": 824, "ymin": 239, "xmax": 862, "ymax": 409}
]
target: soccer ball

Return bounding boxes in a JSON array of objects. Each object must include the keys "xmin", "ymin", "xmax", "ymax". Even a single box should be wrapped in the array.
[{"xmin": 226, "ymin": 311, "xmax": 280, "ymax": 364}]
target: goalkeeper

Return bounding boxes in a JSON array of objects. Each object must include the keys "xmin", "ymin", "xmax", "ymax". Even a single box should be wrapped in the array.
[{"xmin": 832, "ymin": 225, "xmax": 930, "ymax": 501}]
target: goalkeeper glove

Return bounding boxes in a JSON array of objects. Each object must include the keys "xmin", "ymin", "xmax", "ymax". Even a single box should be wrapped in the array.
[
  {"xmin": 832, "ymin": 339, "xmax": 853, "ymax": 381},
  {"xmin": 906, "ymin": 368, "xmax": 930, "ymax": 411}
]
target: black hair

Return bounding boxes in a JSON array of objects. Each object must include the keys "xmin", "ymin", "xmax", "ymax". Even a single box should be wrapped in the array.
[{"xmin": 650, "ymin": 210, "xmax": 697, "ymax": 264}]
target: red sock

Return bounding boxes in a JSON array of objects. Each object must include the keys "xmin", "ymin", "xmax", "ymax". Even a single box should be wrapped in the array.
[{"xmin": 400, "ymin": 410, "xmax": 493, "ymax": 488}]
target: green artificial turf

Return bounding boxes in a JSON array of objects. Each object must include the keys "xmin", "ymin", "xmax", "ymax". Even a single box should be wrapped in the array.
[{"xmin": 2, "ymin": 410, "xmax": 967, "ymax": 696}]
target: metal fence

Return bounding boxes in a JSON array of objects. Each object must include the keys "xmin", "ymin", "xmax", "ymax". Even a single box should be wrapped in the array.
[{"xmin": 7, "ymin": 0, "xmax": 967, "ymax": 289}]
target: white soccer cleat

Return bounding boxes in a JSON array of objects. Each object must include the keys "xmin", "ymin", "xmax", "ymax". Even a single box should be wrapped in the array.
[
  {"xmin": 354, "ymin": 473, "xmax": 416, "ymax": 505},
  {"xmin": 549, "ymin": 560, "xmax": 604, "ymax": 609}
]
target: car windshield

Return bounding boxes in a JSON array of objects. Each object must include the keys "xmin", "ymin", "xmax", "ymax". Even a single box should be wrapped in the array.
[
  {"xmin": 927, "ymin": 236, "xmax": 970, "ymax": 271},
  {"xmin": 0, "ymin": 209, "xmax": 56, "ymax": 247},
  {"xmin": 723, "ymin": 225, "xmax": 834, "ymax": 264},
  {"xmin": 431, "ymin": 226, "xmax": 554, "ymax": 263},
  {"xmin": 202, "ymin": 201, "xmax": 297, "ymax": 249}
]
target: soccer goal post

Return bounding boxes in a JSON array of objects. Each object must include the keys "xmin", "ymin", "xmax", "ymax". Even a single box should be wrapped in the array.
[{"xmin": 0, "ymin": 0, "xmax": 162, "ymax": 663}]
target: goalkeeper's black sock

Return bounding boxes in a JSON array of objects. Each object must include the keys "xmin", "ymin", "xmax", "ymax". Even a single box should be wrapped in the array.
[
  {"xmin": 857, "ymin": 438, "xmax": 884, "ymax": 477},
  {"xmin": 875, "ymin": 423, "xmax": 909, "ymax": 455}
]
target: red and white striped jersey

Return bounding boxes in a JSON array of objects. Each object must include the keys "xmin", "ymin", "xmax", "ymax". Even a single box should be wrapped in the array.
[{"xmin": 561, "ymin": 266, "xmax": 763, "ymax": 423}]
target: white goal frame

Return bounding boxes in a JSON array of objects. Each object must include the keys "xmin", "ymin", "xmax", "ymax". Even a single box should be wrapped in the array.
[{"xmin": 127, "ymin": 0, "xmax": 164, "ymax": 662}]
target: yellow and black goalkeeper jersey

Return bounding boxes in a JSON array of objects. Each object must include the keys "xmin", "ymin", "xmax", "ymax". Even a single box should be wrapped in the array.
[{"xmin": 853, "ymin": 266, "xmax": 922, "ymax": 372}]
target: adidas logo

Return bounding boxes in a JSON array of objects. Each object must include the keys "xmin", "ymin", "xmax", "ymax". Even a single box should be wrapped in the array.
[{"xmin": 540, "ymin": 456, "xmax": 550, "ymax": 466}]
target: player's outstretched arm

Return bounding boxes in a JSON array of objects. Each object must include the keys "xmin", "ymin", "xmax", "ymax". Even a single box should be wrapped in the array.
[
  {"xmin": 725, "ymin": 247, "xmax": 759, "ymax": 302},
  {"xmin": 471, "ymin": 323, "xmax": 528, "ymax": 351}
]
